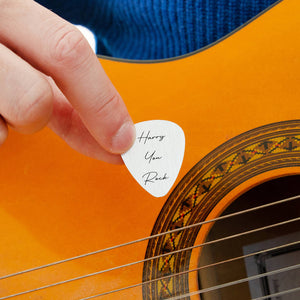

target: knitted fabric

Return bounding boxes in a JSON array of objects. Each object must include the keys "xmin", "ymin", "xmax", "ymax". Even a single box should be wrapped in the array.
[{"xmin": 36, "ymin": 0, "xmax": 279, "ymax": 60}]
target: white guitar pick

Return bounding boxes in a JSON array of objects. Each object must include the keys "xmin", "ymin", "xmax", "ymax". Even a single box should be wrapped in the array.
[{"xmin": 122, "ymin": 120, "xmax": 185, "ymax": 197}]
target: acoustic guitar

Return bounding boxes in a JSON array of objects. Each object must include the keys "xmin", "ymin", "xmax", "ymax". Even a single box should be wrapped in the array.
[{"xmin": 0, "ymin": 0, "xmax": 299, "ymax": 299}]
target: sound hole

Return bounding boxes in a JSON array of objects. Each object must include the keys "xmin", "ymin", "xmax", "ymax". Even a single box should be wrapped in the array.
[{"xmin": 198, "ymin": 175, "xmax": 300, "ymax": 299}]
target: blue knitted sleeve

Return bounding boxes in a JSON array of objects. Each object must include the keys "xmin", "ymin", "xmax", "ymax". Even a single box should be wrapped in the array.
[{"xmin": 36, "ymin": 0, "xmax": 278, "ymax": 60}]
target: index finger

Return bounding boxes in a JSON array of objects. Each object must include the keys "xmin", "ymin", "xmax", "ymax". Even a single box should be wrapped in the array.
[{"xmin": 0, "ymin": 0, "xmax": 135, "ymax": 154}]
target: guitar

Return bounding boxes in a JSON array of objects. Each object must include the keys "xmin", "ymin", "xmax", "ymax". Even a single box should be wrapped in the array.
[{"xmin": 0, "ymin": 0, "xmax": 299, "ymax": 299}]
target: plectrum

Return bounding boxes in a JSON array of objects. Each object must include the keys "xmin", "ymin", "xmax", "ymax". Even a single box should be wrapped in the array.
[{"xmin": 121, "ymin": 120, "xmax": 185, "ymax": 197}]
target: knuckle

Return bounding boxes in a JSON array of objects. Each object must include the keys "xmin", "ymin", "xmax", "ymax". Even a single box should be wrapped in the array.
[
  {"xmin": 13, "ymin": 78, "xmax": 53, "ymax": 130},
  {"xmin": 93, "ymin": 92, "xmax": 121, "ymax": 118},
  {"xmin": 49, "ymin": 24, "xmax": 91, "ymax": 69}
]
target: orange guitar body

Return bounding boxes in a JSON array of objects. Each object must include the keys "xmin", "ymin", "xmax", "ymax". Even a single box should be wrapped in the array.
[{"xmin": 0, "ymin": 0, "xmax": 299, "ymax": 299}]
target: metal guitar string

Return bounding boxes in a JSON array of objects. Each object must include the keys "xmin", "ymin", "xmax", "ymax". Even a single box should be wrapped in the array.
[
  {"xmin": 79, "ymin": 240, "xmax": 300, "ymax": 299},
  {"xmin": 252, "ymin": 287, "xmax": 300, "ymax": 300},
  {"xmin": 166, "ymin": 264, "xmax": 300, "ymax": 300},
  {"xmin": 0, "ymin": 194, "xmax": 298, "ymax": 282},
  {"xmin": 1, "ymin": 216, "xmax": 299, "ymax": 299}
]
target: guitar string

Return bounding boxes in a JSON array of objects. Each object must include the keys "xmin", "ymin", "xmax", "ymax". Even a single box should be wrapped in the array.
[
  {"xmin": 79, "ymin": 240, "xmax": 300, "ymax": 299},
  {"xmin": 0, "ymin": 194, "xmax": 298, "ymax": 282},
  {"xmin": 165, "ymin": 263, "xmax": 300, "ymax": 300},
  {"xmin": 1, "ymin": 217, "xmax": 299, "ymax": 299},
  {"xmin": 252, "ymin": 287, "xmax": 300, "ymax": 300}
]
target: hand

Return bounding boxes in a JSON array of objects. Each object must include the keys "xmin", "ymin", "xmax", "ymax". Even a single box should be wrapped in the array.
[{"xmin": 0, "ymin": 0, "xmax": 135, "ymax": 164}]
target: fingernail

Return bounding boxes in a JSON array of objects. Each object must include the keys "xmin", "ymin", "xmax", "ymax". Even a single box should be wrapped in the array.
[{"xmin": 111, "ymin": 121, "xmax": 136, "ymax": 153}]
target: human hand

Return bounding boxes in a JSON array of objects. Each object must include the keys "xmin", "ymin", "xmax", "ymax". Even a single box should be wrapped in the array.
[{"xmin": 0, "ymin": 0, "xmax": 135, "ymax": 164}]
